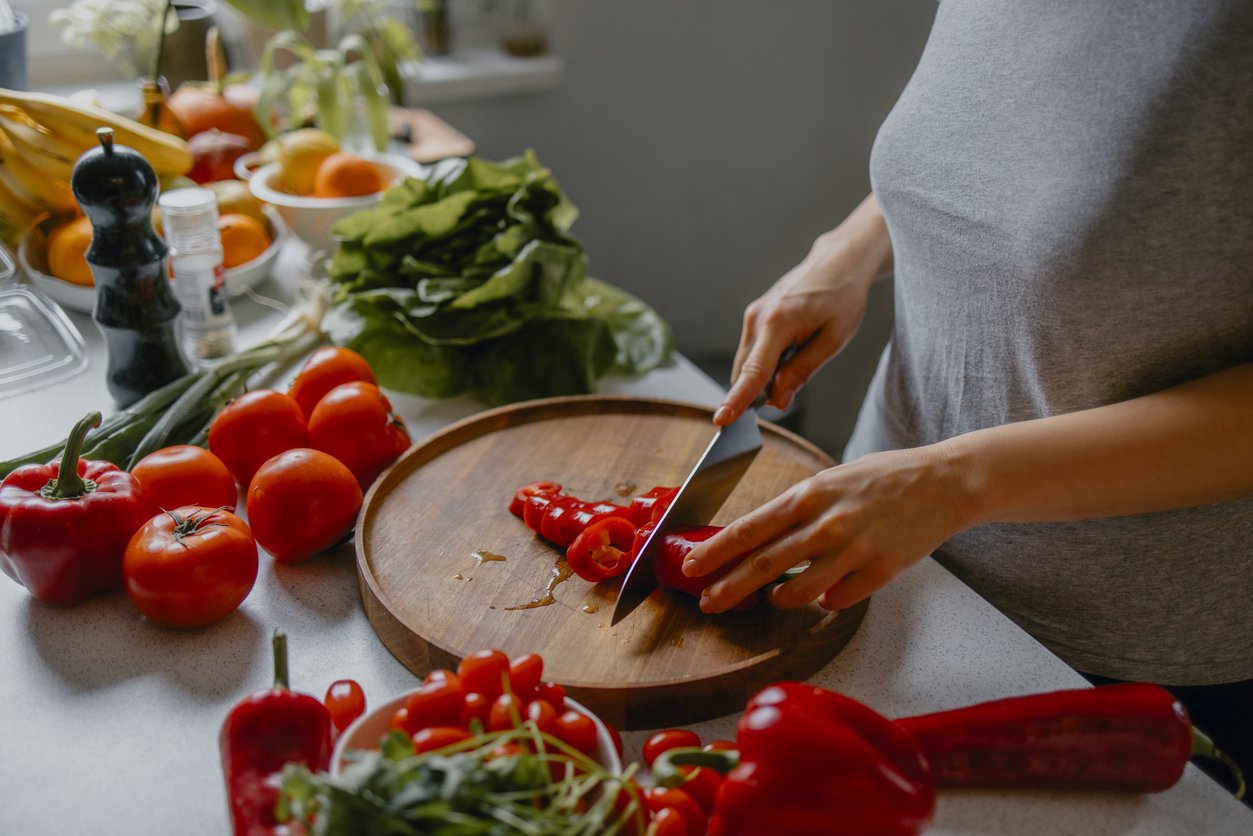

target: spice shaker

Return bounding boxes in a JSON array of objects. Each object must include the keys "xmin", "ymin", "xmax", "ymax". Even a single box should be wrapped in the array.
[
  {"xmin": 159, "ymin": 187, "xmax": 237, "ymax": 365},
  {"xmin": 71, "ymin": 127, "xmax": 189, "ymax": 407}
]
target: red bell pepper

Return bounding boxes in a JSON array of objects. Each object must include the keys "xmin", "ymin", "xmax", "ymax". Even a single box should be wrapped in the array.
[
  {"xmin": 220, "ymin": 631, "xmax": 334, "ymax": 835},
  {"xmin": 655, "ymin": 682, "xmax": 935, "ymax": 836},
  {"xmin": 566, "ymin": 516, "xmax": 636, "ymax": 582},
  {"xmin": 0, "ymin": 411, "xmax": 155, "ymax": 606},
  {"xmin": 896, "ymin": 682, "xmax": 1246, "ymax": 797}
]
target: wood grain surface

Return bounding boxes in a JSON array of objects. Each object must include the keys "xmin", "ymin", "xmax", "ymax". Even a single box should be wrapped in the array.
[{"xmin": 357, "ymin": 396, "xmax": 869, "ymax": 730}]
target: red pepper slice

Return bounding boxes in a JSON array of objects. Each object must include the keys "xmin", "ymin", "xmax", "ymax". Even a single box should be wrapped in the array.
[
  {"xmin": 522, "ymin": 491, "xmax": 557, "ymax": 532},
  {"xmin": 539, "ymin": 495, "xmax": 583, "ymax": 546},
  {"xmin": 564, "ymin": 501, "xmax": 633, "ymax": 545},
  {"xmin": 566, "ymin": 516, "xmax": 636, "ymax": 582},
  {"xmin": 627, "ymin": 485, "xmax": 679, "ymax": 526},
  {"xmin": 510, "ymin": 481, "xmax": 561, "ymax": 518}
]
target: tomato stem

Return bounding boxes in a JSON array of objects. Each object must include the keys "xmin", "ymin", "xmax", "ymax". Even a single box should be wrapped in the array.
[
  {"xmin": 1192, "ymin": 726, "xmax": 1246, "ymax": 800},
  {"xmin": 167, "ymin": 506, "xmax": 232, "ymax": 543},
  {"xmin": 272, "ymin": 630, "xmax": 291, "ymax": 691},
  {"xmin": 41, "ymin": 412, "xmax": 102, "ymax": 500}
]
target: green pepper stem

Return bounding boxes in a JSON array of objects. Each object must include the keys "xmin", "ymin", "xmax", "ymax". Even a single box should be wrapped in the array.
[
  {"xmin": 1191, "ymin": 726, "xmax": 1246, "ymax": 800},
  {"xmin": 42, "ymin": 412, "xmax": 102, "ymax": 500},
  {"xmin": 651, "ymin": 747, "xmax": 740, "ymax": 788},
  {"xmin": 272, "ymin": 630, "xmax": 290, "ymax": 691}
]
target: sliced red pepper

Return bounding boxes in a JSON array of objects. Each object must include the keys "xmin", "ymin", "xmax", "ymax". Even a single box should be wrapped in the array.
[
  {"xmin": 566, "ymin": 516, "xmax": 636, "ymax": 582},
  {"xmin": 630, "ymin": 521, "xmax": 760, "ymax": 610},
  {"xmin": 539, "ymin": 495, "xmax": 583, "ymax": 546},
  {"xmin": 627, "ymin": 485, "xmax": 679, "ymax": 526},
  {"xmin": 564, "ymin": 501, "xmax": 633, "ymax": 544},
  {"xmin": 522, "ymin": 491, "xmax": 557, "ymax": 532},
  {"xmin": 510, "ymin": 481, "xmax": 561, "ymax": 518}
]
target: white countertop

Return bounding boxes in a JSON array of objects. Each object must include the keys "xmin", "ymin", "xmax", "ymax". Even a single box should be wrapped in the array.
[{"xmin": 0, "ymin": 244, "xmax": 1248, "ymax": 835}]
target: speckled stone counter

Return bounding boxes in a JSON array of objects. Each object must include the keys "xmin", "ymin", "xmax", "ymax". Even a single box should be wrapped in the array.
[{"xmin": 2, "ymin": 246, "xmax": 1249, "ymax": 835}]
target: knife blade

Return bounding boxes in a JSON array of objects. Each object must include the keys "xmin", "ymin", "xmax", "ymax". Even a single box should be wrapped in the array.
[{"xmin": 610, "ymin": 348, "xmax": 796, "ymax": 625}]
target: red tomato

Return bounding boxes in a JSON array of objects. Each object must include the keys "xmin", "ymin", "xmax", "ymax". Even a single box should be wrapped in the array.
[
  {"xmin": 400, "ymin": 677, "xmax": 463, "ymax": 733},
  {"xmin": 508, "ymin": 653, "xmax": 544, "ymax": 697},
  {"xmin": 702, "ymin": 740, "xmax": 737, "ymax": 751},
  {"xmin": 525, "ymin": 698, "xmax": 559, "ymax": 736},
  {"xmin": 245, "ymin": 448, "xmax": 362, "ymax": 563},
  {"xmin": 288, "ymin": 345, "xmax": 378, "ymax": 418},
  {"xmin": 566, "ymin": 516, "xmax": 636, "ymax": 582},
  {"xmin": 460, "ymin": 691, "xmax": 491, "ymax": 729},
  {"xmin": 676, "ymin": 766, "xmax": 724, "ymax": 814},
  {"xmin": 130, "ymin": 445, "xmax": 238, "ymax": 512},
  {"xmin": 307, "ymin": 381, "xmax": 411, "ymax": 488},
  {"xmin": 208, "ymin": 389, "xmax": 308, "ymax": 485},
  {"xmin": 458, "ymin": 649, "xmax": 510, "ymax": 698},
  {"xmin": 642, "ymin": 729, "xmax": 703, "ymax": 767},
  {"xmin": 325, "ymin": 679, "xmax": 366, "ymax": 735},
  {"xmin": 535, "ymin": 681, "xmax": 566, "ymax": 713},
  {"xmin": 412, "ymin": 725, "xmax": 472, "ymax": 753},
  {"xmin": 509, "ymin": 481, "xmax": 561, "ymax": 518},
  {"xmin": 488, "ymin": 693, "xmax": 523, "ymax": 732},
  {"xmin": 553, "ymin": 709, "xmax": 598, "ymax": 754},
  {"xmin": 648, "ymin": 806, "xmax": 689, "ymax": 836},
  {"xmin": 426, "ymin": 669, "xmax": 461, "ymax": 689},
  {"xmin": 644, "ymin": 787, "xmax": 707, "ymax": 836},
  {"xmin": 121, "ymin": 506, "xmax": 257, "ymax": 629},
  {"xmin": 606, "ymin": 718, "xmax": 624, "ymax": 760}
]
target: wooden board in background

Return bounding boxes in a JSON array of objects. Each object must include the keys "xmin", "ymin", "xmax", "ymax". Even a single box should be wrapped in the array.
[{"xmin": 357, "ymin": 396, "xmax": 869, "ymax": 730}]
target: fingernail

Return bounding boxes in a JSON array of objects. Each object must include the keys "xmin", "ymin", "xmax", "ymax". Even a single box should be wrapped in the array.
[
  {"xmin": 700, "ymin": 590, "xmax": 720, "ymax": 614},
  {"xmin": 713, "ymin": 405, "xmax": 731, "ymax": 425},
  {"xmin": 682, "ymin": 558, "xmax": 699, "ymax": 577}
]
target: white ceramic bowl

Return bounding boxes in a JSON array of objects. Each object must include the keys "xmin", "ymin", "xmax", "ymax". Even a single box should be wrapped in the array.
[
  {"xmin": 18, "ymin": 207, "xmax": 288, "ymax": 315},
  {"xmin": 247, "ymin": 153, "xmax": 423, "ymax": 255},
  {"xmin": 331, "ymin": 691, "xmax": 622, "ymax": 777}
]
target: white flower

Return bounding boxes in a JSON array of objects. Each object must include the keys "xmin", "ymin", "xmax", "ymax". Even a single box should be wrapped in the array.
[{"xmin": 49, "ymin": 0, "xmax": 179, "ymax": 77}]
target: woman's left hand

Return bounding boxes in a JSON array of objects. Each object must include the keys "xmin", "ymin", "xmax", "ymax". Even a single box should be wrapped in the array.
[{"xmin": 682, "ymin": 445, "xmax": 969, "ymax": 612}]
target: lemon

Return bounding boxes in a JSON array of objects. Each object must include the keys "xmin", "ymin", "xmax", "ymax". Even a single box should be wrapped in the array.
[{"xmin": 275, "ymin": 129, "xmax": 340, "ymax": 196}]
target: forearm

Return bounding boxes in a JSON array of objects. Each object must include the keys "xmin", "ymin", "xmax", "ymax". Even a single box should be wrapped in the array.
[
  {"xmin": 941, "ymin": 362, "xmax": 1253, "ymax": 527},
  {"xmin": 808, "ymin": 193, "xmax": 895, "ymax": 287}
]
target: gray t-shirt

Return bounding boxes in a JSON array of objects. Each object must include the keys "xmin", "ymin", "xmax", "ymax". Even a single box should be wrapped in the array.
[{"xmin": 846, "ymin": 0, "xmax": 1253, "ymax": 684}]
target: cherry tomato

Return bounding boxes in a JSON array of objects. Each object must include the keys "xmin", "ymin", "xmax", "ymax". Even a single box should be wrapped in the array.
[
  {"xmin": 642, "ymin": 729, "xmax": 703, "ymax": 768},
  {"xmin": 121, "ymin": 506, "xmax": 258, "ymax": 629},
  {"xmin": 325, "ymin": 679, "xmax": 366, "ymax": 736},
  {"xmin": 426, "ymin": 669, "xmax": 461, "ymax": 689},
  {"xmin": 400, "ymin": 677, "xmax": 463, "ymax": 733},
  {"xmin": 509, "ymin": 481, "xmax": 561, "ymax": 518},
  {"xmin": 458, "ymin": 649, "xmax": 510, "ymax": 697},
  {"xmin": 508, "ymin": 653, "xmax": 544, "ymax": 697},
  {"xmin": 553, "ymin": 709, "xmax": 598, "ymax": 754},
  {"xmin": 525, "ymin": 698, "xmax": 559, "ymax": 736},
  {"xmin": 130, "ymin": 445, "xmax": 237, "ymax": 512},
  {"xmin": 460, "ymin": 691, "xmax": 492, "ymax": 729},
  {"xmin": 488, "ymin": 693, "xmax": 525, "ymax": 731},
  {"xmin": 208, "ymin": 389, "xmax": 308, "ymax": 485},
  {"xmin": 535, "ymin": 681, "xmax": 566, "ymax": 712},
  {"xmin": 287, "ymin": 345, "xmax": 378, "ymax": 418},
  {"xmin": 566, "ymin": 516, "xmax": 636, "ymax": 582},
  {"xmin": 606, "ymin": 718, "xmax": 625, "ymax": 760},
  {"xmin": 644, "ymin": 787, "xmax": 707, "ymax": 836},
  {"xmin": 676, "ymin": 766, "xmax": 724, "ymax": 814},
  {"xmin": 703, "ymin": 739, "xmax": 737, "ymax": 751},
  {"xmin": 647, "ymin": 806, "xmax": 688, "ymax": 836},
  {"xmin": 307, "ymin": 381, "xmax": 411, "ymax": 488},
  {"xmin": 245, "ymin": 448, "xmax": 362, "ymax": 564},
  {"xmin": 412, "ymin": 725, "xmax": 472, "ymax": 753}
]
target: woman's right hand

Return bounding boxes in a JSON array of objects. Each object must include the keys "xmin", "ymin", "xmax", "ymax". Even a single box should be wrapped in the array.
[{"xmin": 714, "ymin": 193, "xmax": 894, "ymax": 426}]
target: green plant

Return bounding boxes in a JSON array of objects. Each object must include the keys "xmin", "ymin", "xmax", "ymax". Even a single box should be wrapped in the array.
[{"xmin": 49, "ymin": 0, "xmax": 178, "ymax": 78}]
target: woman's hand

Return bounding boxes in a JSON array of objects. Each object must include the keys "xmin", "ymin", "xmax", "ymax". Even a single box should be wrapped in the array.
[
  {"xmin": 715, "ymin": 194, "xmax": 894, "ymax": 426},
  {"xmin": 683, "ymin": 445, "xmax": 969, "ymax": 612}
]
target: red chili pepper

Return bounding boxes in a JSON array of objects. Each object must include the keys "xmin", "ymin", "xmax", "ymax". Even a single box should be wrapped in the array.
[
  {"xmin": 633, "ymin": 521, "xmax": 762, "ymax": 610},
  {"xmin": 566, "ymin": 516, "xmax": 636, "ymax": 582},
  {"xmin": 0, "ymin": 412, "xmax": 155, "ymax": 606},
  {"xmin": 509, "ymin": 480, "xmax": 561, "ymax": 518},
  {"xmin": 219, "ymin": 631, "xmax": 333, "ymax": 835},
  {"xmin": 896, "ymin": 682, "xmax": 1246, "ymax": 797},
  {"xmin": 654, "ymin": 682, "xmax": 935, "ymax": 836},
  {"xmin": 627, "ymin": 485, "xmax": 679, "ymax": 525}
]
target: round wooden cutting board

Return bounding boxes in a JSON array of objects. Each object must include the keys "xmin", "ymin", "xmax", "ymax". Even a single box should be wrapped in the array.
[{"xmin": 357, "ymin": 396, "xmax": 869, "ymax": 730}]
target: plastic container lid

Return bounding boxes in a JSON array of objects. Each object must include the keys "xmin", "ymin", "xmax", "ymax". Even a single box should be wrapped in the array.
[{"xmin": 0, "ymin": 242, "xmax": 88, "ymax": 400}]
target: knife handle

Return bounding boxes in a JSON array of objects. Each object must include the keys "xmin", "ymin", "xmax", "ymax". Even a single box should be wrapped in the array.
[{"xmin": 750, "ymin": 344, "xmax": 800, "ymax": 411}]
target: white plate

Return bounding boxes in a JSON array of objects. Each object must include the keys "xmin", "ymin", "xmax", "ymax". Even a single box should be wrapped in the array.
[{"xmin": 18, "ymin": 206, "xmax": 288, "ymax": 315}]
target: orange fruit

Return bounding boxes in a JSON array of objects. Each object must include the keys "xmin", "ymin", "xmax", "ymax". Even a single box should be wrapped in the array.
[
  {"xmin": 312, "ymin": 152, "xmax": 386, "ymax": 198},
  {"xmin": 46, "ymin": 216, "xmax": 95, "ymax": 287},
  {"xmin": 217, "ymin": 213, "xmax": 271, "ymax": 269}
]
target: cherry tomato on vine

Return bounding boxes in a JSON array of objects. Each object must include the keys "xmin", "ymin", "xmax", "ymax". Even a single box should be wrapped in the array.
[
  {"xmin": 324, "ymin": 679, "xmax": 366, "ymax": 736},
  {"xmin": 245, "ymin": 448, "xmax": 362, "ymax": 564},
  {"xmin": 208, "ymin": 389, "xmax": 308, "ymax": 485},
  {"xmin": 287, "ymin": 345, "xmax": 378, "ymax": 418},
  {"xmin": 307, "ymin": 381, "xmax": 411, "ymax": 488},
  {"xmin": 458, "ymin": 649, "xmax": 511, "ymax": 697},
  {"xmin": 642, "ymin": 729, "xmax": 703, "ymax": 767},
  {"xmin": 122, "ymin": 506, "xmax": 257, "ymax": 629},
  {"xmin": 130, "ymin": 445, "xmax": 238, "ymax": 512}
]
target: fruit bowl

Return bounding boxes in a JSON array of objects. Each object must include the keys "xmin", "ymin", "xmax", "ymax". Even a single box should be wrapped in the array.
[
  {"xmin": 331, "ymin": 691, "xmax": 623, "ymax": 777},
  {"xmin": 247, "ymin": 153, "xmax": 423, "ymax": 255},
  {"xmin": 17, "ymin": 207, "xmax": 288, "ymax": 315}
]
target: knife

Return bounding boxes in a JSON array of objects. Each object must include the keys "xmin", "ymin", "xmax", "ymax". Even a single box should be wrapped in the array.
[{"xmin": 610, "ymin": 349, "xmax": 795, "ymax": 625}]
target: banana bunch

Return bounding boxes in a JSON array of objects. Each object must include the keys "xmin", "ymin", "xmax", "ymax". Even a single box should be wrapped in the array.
[{"xmin": 0, "ymin": 87, "xmax": 193, "ymax": 244}]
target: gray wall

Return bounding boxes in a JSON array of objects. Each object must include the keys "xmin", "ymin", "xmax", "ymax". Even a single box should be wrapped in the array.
[{"xmin": 432, "ymin": 1, "xmax": 937, "ymax": 456}]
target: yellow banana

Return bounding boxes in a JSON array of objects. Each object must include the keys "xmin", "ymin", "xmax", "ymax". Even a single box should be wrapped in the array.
[
  {"xmin": 0, "ymin": 105, "xmax": 80, "ymax": 181},
  {"xmin": 0, "ymin": 128, "xmax": 77, "ymax": 215},
  {"xmin": 0, "ymin": 87, "xmax": 193, "ymax": 177},
  {"xmin": 0, "ymin": 176, "xmax": 40, "ymax": 245}
]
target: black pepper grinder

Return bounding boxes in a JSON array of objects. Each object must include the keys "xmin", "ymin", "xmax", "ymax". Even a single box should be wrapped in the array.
[{"xmin": 71, "ymin": 127, "xmax": 189, "ymax": 407}]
